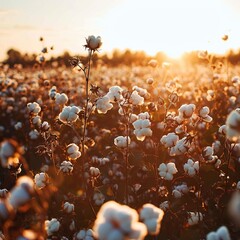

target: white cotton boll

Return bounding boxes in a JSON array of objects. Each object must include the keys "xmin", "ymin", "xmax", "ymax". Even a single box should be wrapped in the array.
[
  {"xmin": 173, "ymin": 190, "xmax": 182, "ymax": 198},
  {"xmin": 167, "ymin": 163, "xmax": 178, "ymax": 174},
  {"xmin": 140, "ymin": 203, "xmax": 164, "ymax": 235},
  {"xmin": 129, "ymin": 114, "xmax": 138, "ymax": 123},
  {"xmin": 203, "ymin": 146, "xmax": 214, "ymax": 160},
  {"xmin": 90, "ymin": 167, "xmax": 100, "ymax": 177},
  {"xmin": 29, "ymin": 129, "xmax": 39, "ymax": 140},
  {"xmin": 216, "ymin": 226, "xmax": 231, "ymax": 240},
  {"xmin": 159, "ymin": 201, "xmax": 169, "ymax": 211},
  {"xmin": 129, "ymin": 91, "xmax": 144, "ymax": 105},
  {"xmin": 165, "ymin": 172, "xmax": 173, "ymax": 180},
  {"xmin": 42, "ymin": 121, "xmax": 50, "ymax": 131},
  {"xmin": 59, "ymin": 106, "xmax": 80, "ymax": 123},
  {"xmin": 93, "ymin": 201, "xmax": 147, "ymax": 240},
  {"xmin": 66, "ymin": 143, "xmax": 81, "ymax": 160},
  {"xmin": 34, "ymin": 172, "xmax": 49, "ymax": 189},
  {"xmin": 14, "ymin": 122, "xmax": 22, "ymax": 130},
  {"xmin": 96, "ymin": 96, "xmax": 113, "ymax": 114},
  {"xmin": 158, "ymin": 163, "xmax": 167, "ymax": 172},
  {"xmin": 138, "ymin": 112, "xmax": 150, "ymax": 120},
  {"xmin": 27, "ymin": 102, "xmax": 41, "ymax": 115},
  {"xmin": 178, "ymin": 104, "xmax": 196, "ymax": 118},
  {"xmin": 93, "ymin": 192, "xmax": 105, "ymax": 206},
  {"xmin": 160, "ymin": 133, "xmax": 179, "ymax": 148},
  {"xmin": 32, "ymin": 116, "xmax": 41, "ymax": 126},
  {"xmin": 114, "ymin": 136, "xmax": 131, "ymax": 148},
  {"xmin": 63, "ymin": 202, "xmax": 74, "ymax": 213},
  {"xmin": 60, "ymin": 161, "xmax": 73, "ymax": 173},
  {"xmin": 8, "ymin": 176, "xmax": 34, "ymax": 209},
  {"xmin": 67, "ymin": 143, "xmax": 79, "ymax": 154},
  {"xmin": 187, "ymin": 212, "xmax": 203, "ymax": 226},
  {"xmin": 106, "ymin": 86, "xmax": 123, "ymax": 102},
  {"xmin": 206, "ymin": 226, "xmax": 231, "ymax": 240},
  {"xmin": 45, "ymin": 218, "xmax": 60, "ymax": 236},
  {"xmin": 203, "ymin": 115, "xmax": 213, "ymax": 123},
  {"xmin": 226, "ymin": 109, "xmax": 240, "ymax": 142},
  {"xmin": 55, "ymin": 93, "xmax": 68, "ymax": 105},
  {"xmin": 199, "ymin": 106, "xmax": 210, "ymax": 118}
]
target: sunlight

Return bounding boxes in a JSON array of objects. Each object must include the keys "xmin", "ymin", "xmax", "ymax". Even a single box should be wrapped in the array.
[{"xmin": 101, "ymin": 0, "xmax": 240, "ymax": 57}]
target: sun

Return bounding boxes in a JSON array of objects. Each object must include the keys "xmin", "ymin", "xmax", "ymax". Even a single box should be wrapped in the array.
[{"xmin": 101, "ymin": 0, "xmax": 239, "ymax": 58}]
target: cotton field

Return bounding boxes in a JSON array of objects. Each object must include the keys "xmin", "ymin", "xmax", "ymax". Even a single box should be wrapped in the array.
[{"xmin": 0, "ymin": 35, "xmax": 240, "ymax": 240}]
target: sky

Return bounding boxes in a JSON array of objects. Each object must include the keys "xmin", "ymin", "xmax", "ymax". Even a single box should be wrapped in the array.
[{"xmin": 0, "ymin": 0, "xmax": 240, "ymax": 60}]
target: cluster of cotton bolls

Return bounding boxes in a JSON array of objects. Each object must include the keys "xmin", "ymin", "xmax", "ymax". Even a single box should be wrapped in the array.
[
  {"xmin": 132, "ymin": 112, "xmax": 152, "ymax": 141},
  {"xmin": 27, "ymin": 102, "xmax": 42, "ymax": 139},
  {"xmin": 93, "ymin": 201, "xmax": 147, "ymax": 240},
  {"xmin": 160, "ymin": 132, "xmax": 179, "ymax": 148},
  {"xmin": 158, "ymin": 162, "xmax": 178, "ymax": 180},
  {"xmin": 172, "ymin": 183, "xmax": 189, "ymax": 198}
]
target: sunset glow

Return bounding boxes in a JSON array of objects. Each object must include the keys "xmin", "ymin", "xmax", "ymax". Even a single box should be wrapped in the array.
[{"xmin": 0, "ymin": 0, "xmax": 240, "ymax": 59}]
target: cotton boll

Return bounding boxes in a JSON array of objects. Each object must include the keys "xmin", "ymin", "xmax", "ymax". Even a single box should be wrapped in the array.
[
  {"xmin": 140, "ymin": 203, "xmax": 164, "ymax": 235},
  {"xmin": 63, "ymin": 202, "xmax": 74, "ymax": 213},
  {"xmin": 27, "ymin": 102, "xmax": 41, "ymax": 115},
  {"xmin": 59, "ymin": 106, "xmax": 80, "ymax": 123},
  {"xmin": 187, "ymin": 212, "xmax": 203, "ymax": 226},
  {"xmin": 34, "ymin": 172, "xmax": 49, "ymax": 189},
  {"xmin": 226, "ymin": 109, "xmax": 240, "ymax": 142},
  {"xmin": 93, "ymin": 201, "xmax": 147, "ymax": 240},
  {"xmin": 96, "ymin": 96, "xmax": 113, "ymax": 114},
  {"xmin": 45, "ymin": 218, "xmax": 60, "ymax": 236},
  {"xmin": 60, "ymin": 161, "xmax": 73, "ymax": 173},
  {"xmin": 206, "ymin": 226, "xmax": 231, "ymax": 240},
  {"xmin": 114, "ymin": 136, "xmax": 131, "ymax": 148},
  {"xmin": 129, "ymin": 91, "xmax": 144, "ymax": 105},
  {"xmin": 55, "ymin": 93, "xmax": 68, "ymax": 105}
]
